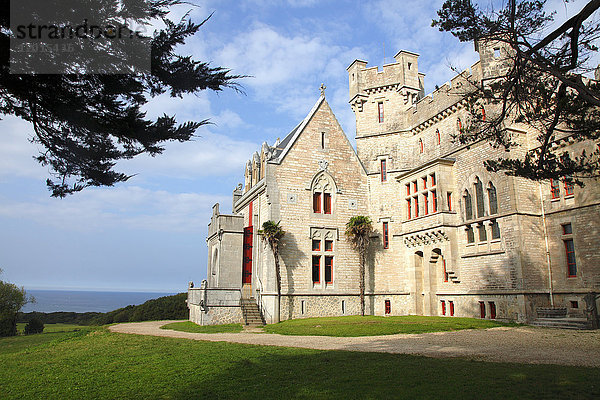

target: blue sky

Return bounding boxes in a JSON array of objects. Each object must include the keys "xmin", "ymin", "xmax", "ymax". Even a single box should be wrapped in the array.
[{"xmin": 0, "ymin": 0, "xmax": 594, "ymax": 292}]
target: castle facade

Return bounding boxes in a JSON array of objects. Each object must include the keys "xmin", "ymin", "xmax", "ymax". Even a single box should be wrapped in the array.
[{"xmin": 188, "ymin": 38, "xmax": 600, "ymax": 326}]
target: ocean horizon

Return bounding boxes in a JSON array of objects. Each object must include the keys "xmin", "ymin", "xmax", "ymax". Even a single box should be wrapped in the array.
[{"xmin": 21, "ymin": 289, "xmax": 180, "ymax": 313}]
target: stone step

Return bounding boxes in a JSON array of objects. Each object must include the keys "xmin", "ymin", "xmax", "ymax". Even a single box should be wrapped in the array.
[{"xmin": 530, "ymin": 318, "xmax": 591, "ymax": 330}]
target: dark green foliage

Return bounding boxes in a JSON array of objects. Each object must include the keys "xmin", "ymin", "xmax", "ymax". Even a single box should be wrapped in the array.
[
  {"xmin": 87, "ymin": 293, "xmax": 187, "ymax": 325},
  {"xmin": 24, "ymin": 318, "xmax": 44, "ymax": 335},
  {"xmin": 17, "ymin": 293, "xmax": 187, "ymax": 326},
  {"xmin": 17, "ymin": 311, "xmax": 102, "ymax": 325},
  {"xmin": 0, "ymin": 0, "xmax": 242, "ymax": 197},
  {"xmin": 0, "ymin": 270, "xmax": 32, "ymax": 337},
  {"xmin": 432, "ymin": 0, "xmax": 600, "ymax": 184}
]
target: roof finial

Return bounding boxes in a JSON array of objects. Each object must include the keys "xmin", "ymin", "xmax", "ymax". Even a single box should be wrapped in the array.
[{"xmin": 320, "ymin": 83, "xmax": 326, "ymax": 97}]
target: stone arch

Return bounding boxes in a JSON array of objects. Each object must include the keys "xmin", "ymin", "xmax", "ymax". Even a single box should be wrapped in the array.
[{"xmin": 309, "ymin": 170, "xmax": 337, "ymax": 194}]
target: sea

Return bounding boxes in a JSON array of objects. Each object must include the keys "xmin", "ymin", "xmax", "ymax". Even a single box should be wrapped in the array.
[{"xmin": 21, "ymin": 290, "xmax": 178, "ymax": 313}]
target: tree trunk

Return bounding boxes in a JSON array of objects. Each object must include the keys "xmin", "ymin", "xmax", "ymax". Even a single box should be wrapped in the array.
[
  {"xmin": 273, "ymin": 245, "xmax": 281, "ymax": 323},
  {"xmin": 359, "ymin": 251, "xmax": 365, "ymax": 316}
]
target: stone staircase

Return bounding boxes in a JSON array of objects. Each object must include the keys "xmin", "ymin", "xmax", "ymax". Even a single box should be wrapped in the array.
[
  {"xmin": 240, "ymin": 298, "xmax": 264, "ymax": 327},
  {"xmin": 530, "ymin": 307, "xmax": 592, "ymax": 330}
]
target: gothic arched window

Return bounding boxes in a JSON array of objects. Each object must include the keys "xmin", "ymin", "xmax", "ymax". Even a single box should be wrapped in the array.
[
  {"xmin": 488, "ymin": 182, "xmax": 498, "ymax": 215},
  {"xmin": 464, "ymin": 190, "xmax": 473, "ymax": 221},
  {"xmin": 312, "ymin": 173, "xmax": 335, "ymax": 214},
  {"xmin": 475, "ymin": 178, "xmax": 485, "ymax": 218}
]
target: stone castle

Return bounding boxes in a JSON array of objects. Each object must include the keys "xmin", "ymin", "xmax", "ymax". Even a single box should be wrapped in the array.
[{"xmin": 188, "ymin": 37, "xmax": 600, "ymax": 326}]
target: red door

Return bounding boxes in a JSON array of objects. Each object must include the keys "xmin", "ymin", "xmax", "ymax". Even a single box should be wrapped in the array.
[{"xmin": 242, "ymin": 226, "xmax": 253, "ymax": 284}]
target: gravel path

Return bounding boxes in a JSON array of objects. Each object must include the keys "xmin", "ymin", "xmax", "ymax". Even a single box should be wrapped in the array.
[{"xmin": 109, "ymin": 320, "xmax": 600, "ymax": 367}]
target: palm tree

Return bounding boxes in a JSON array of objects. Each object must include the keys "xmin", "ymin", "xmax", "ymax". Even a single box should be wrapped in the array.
[
  {"xmin": 259, "ymin": 220, "xmax": 285, "ymax": 322},
  {"xmin": 345, "ymin": 216, "xmax": 373, "ymax": 316}
]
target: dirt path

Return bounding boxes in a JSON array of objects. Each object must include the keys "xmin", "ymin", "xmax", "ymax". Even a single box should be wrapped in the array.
[{"xmin": 109, "ymin": 320, "xmax": 600, "ymax": 367}]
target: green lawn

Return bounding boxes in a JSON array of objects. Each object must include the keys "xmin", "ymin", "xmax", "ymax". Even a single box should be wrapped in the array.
[
  {"xmin": 161, "ymin": 321, "xmax": 243, "ymax": 333},
  {"xmin": 263, "ymin": 315, "xmax": 513, "ymax": 336},
  {"xmin": 0, "ymin": 327, "xmax": 598, "ymax": 399}
]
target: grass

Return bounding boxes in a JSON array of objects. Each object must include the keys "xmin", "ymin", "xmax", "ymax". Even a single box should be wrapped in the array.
[
  {"xmin": 263, "ymin": 315, "xmax": 513, "ymax": 337},
  {"xmin": 161, "ymin": 321, "xmax": 243, "ymax": 333},
  {"xmin": 0, "ymin": 327, "xmax": 598, "ymax": 399},
  {"xmin": 16, "ymin": 323, "xmax": 84, "ymax": 334}
]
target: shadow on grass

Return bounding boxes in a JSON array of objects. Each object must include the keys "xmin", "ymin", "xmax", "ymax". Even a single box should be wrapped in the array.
[{"xmin": 172, "ymin": 344, "xmax": 599, "ymax": 400}]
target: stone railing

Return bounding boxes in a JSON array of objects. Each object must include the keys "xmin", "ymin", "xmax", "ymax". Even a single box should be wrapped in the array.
[{"xmin": 188, "ymin": 285, "xmax": 241, "ymax": 309}]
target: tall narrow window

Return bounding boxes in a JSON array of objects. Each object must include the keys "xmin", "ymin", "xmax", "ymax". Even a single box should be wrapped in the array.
[
  {"xmin": 406, "ymin": 183, "xmax": 411, "ymax": 196},
  {"xmin": 413, "ymin": 196, "xmax": 419, "ymax": 218},
  {"xmin": 466, "ymin": 226, "xmax": 475, "ymax": 243},
  {"xmin": 432, "ymin": 190, "xmax": 438, "ymax": 213},
  {"xmin": 312, "ymin": 256, "xmax": 321, "ymax": 283},
  {"xmin": 419, "ymin": 138, "xmax": 424, "ymax": 153},
  {"xmin": 380, "ymin": 159, "xmax": 387, "ymax": 182},
  {"xmin": 323, "ymin": 193, "xmax": 332, "ymax": 214},
  {"xmin": 449, "ymin": 301, "xmax": 454, "ymax": 316},
  {"xmin": 324, "ymin": 240, "xmax": 333, "ymax": 251},
  {"xmin": 479, "ymin": 301, "xmax": 486, "ymax": 318},
  {"xmin": 475, "ymin": 178, "xmax": 485, "ymax": 218},
  {"xmin": 413, "ymin": 180, "xmax": 418, "ymax": 193},
  {"xmin": 550, "ymin": 179, "xmax": 560, "ymax": 199},
  {"xmin": 564, "ymin": 180, "xmax": 574, "ymax": 196},
  {"xmin": 378, "ymin": 102, "xmax": 384, "ymax": 123},
  {"xmin": 447, "ymin": 192, "xmax": 452, "ymax": 211},
  {"xmin": 491, "ymin": 220, "xmax": 501, "ymax": 239},
  {"xmin": 424, "ymin": 193, "xmax": 429, "ymax": 215},
  {"xmin": 407, "ymin": 199, "xmax": 412, "ymax": 219},
  {"xmin": 441, "ymin": 300, "xmax": 446, "ymax": 316},
  {"xmin": 382, "ymin": 222, "xmax": 389, "ymax": 249},
  {"xmin": 385, "ymin": 300, "xmax": 391, "ymax": 314},
  {"xmin": 478, "ymin": 223, "xmax": 487, "ymax": 242},
  {"xmin": 422, "ymin": 177, "xmax": 427, "ymax": 189},
  {"xmin": 457, "ymin": 117, "xmax": 462, "ymax": 131},
  {"xmin": 436, "ymin": 129, "xmax": 441, "ymax": 145},
  {"xmin": 313, "ymin": 192, "xmax": 322, "ymax": 213},
  {"xmin": 430, "ymin": 173, "xmax": 436, "ymax": 187},
  {"xmin": 488, "ymin": 182, "xmax": 498, "ymax": 215},
  {"xmin": 464, "ymin": 190, "xmax": 473, "ymax": 220},
  {"xmin": 480, "ymin": 106, "xmax": 486, "ymax": 121},
  {"xmin": 324, "ymin": 256, "xmax": 333, "ymax": 284},
  {"xmin": 321, "ymin": 132, "xmax": 325, "ymax": 149},
  {"xmin": 565, "ymin": 239, "xmax": 577, "ymax": 277}
]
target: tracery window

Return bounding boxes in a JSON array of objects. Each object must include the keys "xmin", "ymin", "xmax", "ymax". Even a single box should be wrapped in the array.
[{"xmin": 312, "ymin": 173, "xmax": 334, "ymax": 215}]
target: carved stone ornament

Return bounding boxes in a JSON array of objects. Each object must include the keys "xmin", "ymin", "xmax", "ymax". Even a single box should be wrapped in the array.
[{"xmin": 318, "ymin": 160, "xmax": 328, "ymax": 171}]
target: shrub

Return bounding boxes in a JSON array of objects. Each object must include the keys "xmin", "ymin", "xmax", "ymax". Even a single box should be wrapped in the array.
[{"xmin": 24, "ymin": 318, "xmax": 44, "ymax": 334}]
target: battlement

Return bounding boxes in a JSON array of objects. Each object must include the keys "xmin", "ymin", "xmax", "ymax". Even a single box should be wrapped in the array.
[{"xmin": 348, "ymin": 50, "xmax": 424, "ymax": 102}]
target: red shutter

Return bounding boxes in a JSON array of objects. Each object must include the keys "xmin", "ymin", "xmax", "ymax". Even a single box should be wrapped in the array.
[
  {"xmin": 313, "ymin": 192, "xmax": 321, "ymax": 213},
  {"xmin": 323, "ymin": 193, "xmax": 332, "ymax": 214}
]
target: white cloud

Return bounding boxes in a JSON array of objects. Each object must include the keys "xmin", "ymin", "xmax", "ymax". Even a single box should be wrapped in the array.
[
  {"xmin": 0, "ymin": 185, "xmax": 229, "ymax": 233},
  {"xmin": 119, "ymin": 130, "xmax": 258, "ymax": 179},
  {"xmin": 0, "ymin": 116, "xmax": 49, "ymax": 180}
]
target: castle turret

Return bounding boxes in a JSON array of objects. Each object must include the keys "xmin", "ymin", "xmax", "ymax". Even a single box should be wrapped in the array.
[{"xmin": 347, "ymin": 50, "xmax": 425, "ymax": 140}]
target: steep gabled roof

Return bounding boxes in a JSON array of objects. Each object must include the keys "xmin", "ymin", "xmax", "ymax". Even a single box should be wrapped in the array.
[{"xmin": 269, "ymin": 95, "xmax": 325, "ymax": 163}]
